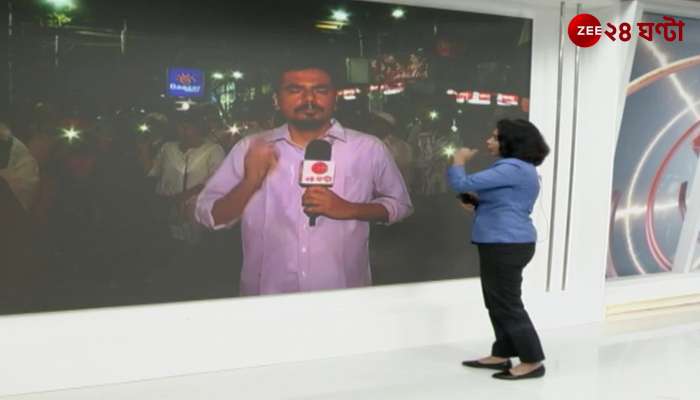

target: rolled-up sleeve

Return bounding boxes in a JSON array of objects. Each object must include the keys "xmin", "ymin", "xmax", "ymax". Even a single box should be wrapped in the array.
[
  {"xmin": 369, "ymin": 141, "xmax": 414, "ymax": 225},
  {"xmin": 195, "ymin": 138, "xmax": 249, "ymax": 230},
  {"xmin": 447, "ymin": 162, "xmax": 519, "ymax": 193}
]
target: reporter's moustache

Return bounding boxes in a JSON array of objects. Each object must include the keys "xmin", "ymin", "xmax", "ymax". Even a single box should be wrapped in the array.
[{"xmin": 295, "ymin": 103, "xmax": 324, "ymax": 113}]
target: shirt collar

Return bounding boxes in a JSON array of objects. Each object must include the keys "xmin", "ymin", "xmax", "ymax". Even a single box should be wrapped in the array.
[{"xmin": 265, "ymin": 119, "xmax": 347, "ymax": 144}]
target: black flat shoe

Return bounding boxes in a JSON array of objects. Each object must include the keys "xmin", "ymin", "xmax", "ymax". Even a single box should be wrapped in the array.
[
  {"xmin": 492, "ymin": 365, "xmax": 545, "ymax": 380},
  {"xmin": 461, "ymin": 359, "xmax": 512, "ymax": 370}
]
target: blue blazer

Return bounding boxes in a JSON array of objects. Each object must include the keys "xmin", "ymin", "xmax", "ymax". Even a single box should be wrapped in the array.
[{"xmin": 447, "ymin": 158, "xmax": 539, "ymax": 244}]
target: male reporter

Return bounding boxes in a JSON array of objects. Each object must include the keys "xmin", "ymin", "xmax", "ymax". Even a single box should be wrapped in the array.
[{"xmin": 195, "ymin": 59, "xmax": 413, "ymax": 295}]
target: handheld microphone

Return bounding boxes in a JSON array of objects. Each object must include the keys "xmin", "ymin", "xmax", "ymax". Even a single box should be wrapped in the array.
[{"xmin": 300, "ymin": 139, "xmax": 334, "ymax": 226}]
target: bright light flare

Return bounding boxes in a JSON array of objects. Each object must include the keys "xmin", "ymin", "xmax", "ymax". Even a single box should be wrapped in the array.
[
  {"xmin": 62, "ymin": 127, "xmax": 81, "ymax": 142},
  {"xmin": 443, "ymin": 145, "xmax": 456, "ymax": 157}
]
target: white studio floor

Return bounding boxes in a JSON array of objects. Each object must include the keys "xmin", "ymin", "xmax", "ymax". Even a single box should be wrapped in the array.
[{"xmin": 4, "ymin": 305, "xmax": 700, "ymax": 400}]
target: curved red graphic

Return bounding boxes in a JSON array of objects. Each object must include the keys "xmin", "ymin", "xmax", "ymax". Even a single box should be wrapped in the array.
[{"xmin": 645, "ymin": 120, "xmax": 700, "ymax": 271}]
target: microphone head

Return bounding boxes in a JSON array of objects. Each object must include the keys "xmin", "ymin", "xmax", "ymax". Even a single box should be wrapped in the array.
[
  {"xmin": 300, "ymin": 139, "xmax": 334, "ymax": 187},
  {"xmin": 304, "ymin": 139, "xmax": 331, "ymax": 161}
]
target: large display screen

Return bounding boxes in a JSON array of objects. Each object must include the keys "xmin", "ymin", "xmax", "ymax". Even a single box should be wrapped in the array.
[{"xmin": 0, "ymin": 0, "xmax": 532, "ymax": 314}]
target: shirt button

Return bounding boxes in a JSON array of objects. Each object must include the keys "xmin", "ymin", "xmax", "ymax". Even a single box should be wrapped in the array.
[{"xmin": 301, "ymin": 247, "xmax": 307, "ymax": 253}]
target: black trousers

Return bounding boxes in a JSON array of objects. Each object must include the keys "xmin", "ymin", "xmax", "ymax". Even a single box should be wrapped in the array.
[{"xmin": 477, "ymin": 243, "xmax": 545, "ymax": 363}]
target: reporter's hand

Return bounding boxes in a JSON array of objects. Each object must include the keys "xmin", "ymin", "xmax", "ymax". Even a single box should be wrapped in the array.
[
  {"xmin": 243, "ymin": 140, "xmax": 278, "ymax": 190},
  {"xmin": 302, "ymin": 186, "xmax": 356, "ymax": 220}
]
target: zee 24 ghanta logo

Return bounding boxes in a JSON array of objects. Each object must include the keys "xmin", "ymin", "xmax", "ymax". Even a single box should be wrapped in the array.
[{"xmin": 568, "ymin": 13, "xmax": 685, "ymax": 47}]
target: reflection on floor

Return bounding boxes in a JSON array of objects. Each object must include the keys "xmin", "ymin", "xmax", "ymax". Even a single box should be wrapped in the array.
[{"xmin": 4, "ymin": 305, "xmax": 699, "ymax": 400}]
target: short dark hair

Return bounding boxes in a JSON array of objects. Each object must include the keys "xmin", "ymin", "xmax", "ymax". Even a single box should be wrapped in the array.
[
  {"xmin": 171, "ymin": 108, "xmax": 207, "ymax": 133},
  {"xmin": 496, "ymin": 119, "xmax": 549, "ymax": 166},
  {"xmin": 275, "ymin": 54, "xmax": 342, "ymax": 90}
]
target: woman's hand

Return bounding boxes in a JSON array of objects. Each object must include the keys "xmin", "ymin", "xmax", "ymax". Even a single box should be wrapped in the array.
[
  {"xmin": 458, "ymin": 201, "xmax": 475, "ymax": 213},
  {"xmin": 452, "ymin": 147, "xmax": 479, "ymax": 166},
  {"xmin": 457, "ymin": 192, "xmax": 478, "ymax": 214}
]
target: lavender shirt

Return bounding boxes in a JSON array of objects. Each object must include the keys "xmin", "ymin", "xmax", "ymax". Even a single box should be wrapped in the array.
[{"xmin": 195, "ymin": 121, "xmax": 413, "ymax": 295}]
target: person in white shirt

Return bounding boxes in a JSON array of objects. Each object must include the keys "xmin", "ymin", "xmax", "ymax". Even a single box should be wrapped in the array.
[
  {"xmin": 368, "ymin": 111, "xmax": 414, "ymax": 191},
  {"xmin": 0, "ymin": 122, "xmax": 40, "ymax": 211},
  {"xmin": 144, "ymin": 111, "xmax": 226, "ymax": 245}
]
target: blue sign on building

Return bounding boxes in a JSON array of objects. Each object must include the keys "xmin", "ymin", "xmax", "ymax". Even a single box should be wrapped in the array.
[{"xmin": 167, "ymin": 68, "xmax": 205, "ymax": 97}]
